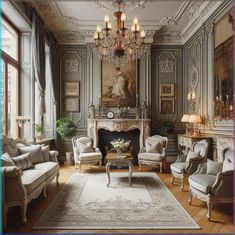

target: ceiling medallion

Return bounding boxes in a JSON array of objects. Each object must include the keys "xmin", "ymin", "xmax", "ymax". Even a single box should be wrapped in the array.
[
  {"xmin": 94, "ymin": 0, "xmax": 148, "ymax": 65},
  {"xmin": 94, "ymin": 0, "xmax": 147, "ymax": 11}
]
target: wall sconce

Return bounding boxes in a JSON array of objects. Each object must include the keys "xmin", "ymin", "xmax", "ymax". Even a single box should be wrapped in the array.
[
  {"xmin": 181, "ymin": 114, "xmax": 191, "ymax": 134},
  {"xmin": 188, "ymin": 114, "xmax": 202, "ymax": 136},
  {"xmin": 187, "ymin": 89, "xmax": 196, "ymax": 113},
  {"xmin": 15, "ymin": 116, "xmax": 30, "ymax": 139}
]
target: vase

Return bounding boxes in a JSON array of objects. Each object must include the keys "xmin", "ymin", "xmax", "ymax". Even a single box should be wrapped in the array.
[{"xmin": 116, "ymin": 148, "xmax": 122, "ymax": 155}]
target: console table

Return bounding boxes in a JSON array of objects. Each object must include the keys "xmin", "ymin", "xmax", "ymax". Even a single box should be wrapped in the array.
[{"xmin": 177, "ymin": 134, "xmax": 213, "ymax": 157}]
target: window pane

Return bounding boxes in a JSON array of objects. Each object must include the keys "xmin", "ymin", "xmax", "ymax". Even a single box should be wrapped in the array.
[
  {"xmin": 2, "ymin": 19, "xmax": 18, "ymax": 61},
  {"xmin": 7, "ymin": 64, "xmax": 18, "ymax": 138},
  {"xmin": 2, "ymin": 60, "xmax": 6, "ymax": 135}
]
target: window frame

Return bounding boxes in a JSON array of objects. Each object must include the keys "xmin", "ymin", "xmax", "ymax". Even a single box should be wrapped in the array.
[{"xmin": 2, "ymin": 14, "xmax": 21, "ymax": 137}]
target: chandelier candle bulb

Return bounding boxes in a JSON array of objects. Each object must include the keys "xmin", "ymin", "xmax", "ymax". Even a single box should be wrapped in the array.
[
  {"xmin": 133, "ymin": 17, "xmax": 139, "ymax": 25},
  {"xmin": 96, "ymin": 26, "xmax": 102, "ymax": 33},
  {"xmin": 140, "ymin": 30, "xmax": 145, "ymax": 38}
]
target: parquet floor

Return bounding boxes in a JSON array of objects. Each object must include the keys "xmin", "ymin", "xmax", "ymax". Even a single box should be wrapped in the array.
[{"xmin": 6, "ymin": 164, "xmax": 233, "ymax": 234}]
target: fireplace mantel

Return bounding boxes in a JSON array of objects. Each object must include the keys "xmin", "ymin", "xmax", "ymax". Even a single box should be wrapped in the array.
[{"xmin": 88, "ymin": 119, "xmax": 151, "ymax": 148}]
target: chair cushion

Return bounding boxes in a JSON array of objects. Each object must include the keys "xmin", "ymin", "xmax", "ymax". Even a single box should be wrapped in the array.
[
  {"xmin": 79, "ymin": 152, "xmax": 102, "ymax": 161},
  {"xmin": 170, "ymin": 162, "xmax": 187, "ymax": 173},
  {"xmin": 76, "ymin": 137, "xmax": 94, "ymax": 153},
  {"xmin": 42, "ymin": 145, "xmax": 50, "ymax": 161},
  {"xmin": 21, "ymin": 169, "xmax": 46, "ymax": 194},
  {"xmin": 1, "ymin": 152, "xmax": 15, "ymax": 167},
  {"xmin": 138, "ymin": 153, "xmax": 162, "ymax": 161},
  {"xmin": 206, "ymin": 159, "xmax": 223, "ymax": 175},
  {"xmin": 222, "ymin": 149, "xmax": 233, "ymax": 172},
  {"xmin": 146, "ymin": 142, "xmax": 159, "ymax": 153},
  {"xmin": 186, "ymin": 150, "xmax": 200, "ymax": 162},
  {"xmin": 12, "ymin": 153, "xmax": 33, "ymax": 170},
  {"xmin": 189, "ymin": 174, "xmax": 217, "ymax": 193},
  {"xmin": 34, "ymin": 162, "xmax": 59, "ymax": 178},
  {"xmin": 193, "ymin": 140, "xmax": 208, "ymax": 158},
  {"xmin": 19, "ymin": 145, "xmax": 44, "ymax": 164}
]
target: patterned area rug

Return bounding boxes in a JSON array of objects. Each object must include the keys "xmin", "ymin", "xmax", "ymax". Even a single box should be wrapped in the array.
[{"xmin": 34, "ymin": 172, "xmax": 200, "ymax": 230}]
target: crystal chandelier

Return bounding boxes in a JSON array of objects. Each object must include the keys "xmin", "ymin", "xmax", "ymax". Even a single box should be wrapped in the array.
[{"xmin": 94, "ymin": 0, "xmax": 147, "ymax": 65}]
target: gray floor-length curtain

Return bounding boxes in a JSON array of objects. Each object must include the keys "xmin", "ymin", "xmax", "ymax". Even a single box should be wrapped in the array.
[
  {"xmin": 32, "ymin": 12, "xmax": 46, "ymax": 117},
  {"xmin": 49, "ymin": 34, "xmax": 60, "ymax": 139}
]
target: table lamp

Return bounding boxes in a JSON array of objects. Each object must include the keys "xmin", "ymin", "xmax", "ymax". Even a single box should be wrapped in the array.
[
  {"xmin": 181, "ymin": 114, "xmax": 191, "ymax": 134},
  {"xmin": 188, "ymin": 114, "xmax": 201, "ymax": 136}
]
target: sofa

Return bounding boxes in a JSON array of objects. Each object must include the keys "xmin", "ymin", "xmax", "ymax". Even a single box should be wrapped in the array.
[{"xmin": 1, "ymin": 135, "xmax": 60, "ymax": 227}]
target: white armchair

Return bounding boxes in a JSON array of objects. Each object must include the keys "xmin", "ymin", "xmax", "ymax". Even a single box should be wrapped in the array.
[
  {"xmin": 188, "ymin": 147, "xmax": 233, "ymax": 220},
  {"xmin": 72, "ymin": 137, "xmax": 102, "ymax": 171},
  {"xmin": 170, "ymin": 139, "xmax": 209, "ymax": 191},
  {"xmin": 138, "ymin": 135, "xmax": 168, "ymax": 173}
]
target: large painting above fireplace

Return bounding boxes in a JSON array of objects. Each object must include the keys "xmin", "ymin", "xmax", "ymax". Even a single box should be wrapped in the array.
[{"xmin": 101, "ymin": 61, "xmax": 138, "ymax": 107}]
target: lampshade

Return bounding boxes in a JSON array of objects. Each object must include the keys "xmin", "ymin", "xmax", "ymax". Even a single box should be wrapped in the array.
[
  {"xmin": 188, "ymin": 115, "xmax": 202, "ymax": 124},
  {"xmin": 181, "ymin": 114, "xmax": 191, "ymax": 122}
]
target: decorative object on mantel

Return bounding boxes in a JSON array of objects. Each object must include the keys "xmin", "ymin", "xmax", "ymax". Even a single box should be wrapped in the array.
[
  {"xmin": 141, "ymin": 101, "xmax": 149, "ymax": 119},
  {"xmin": 181, "ymin": 114, "xmax": 191, "ymax": 134},
  {"xmin": 188, "ymin": 114, "xmax": 201, "ymax": 136},
  {"xmin": 15, "ymin": 116, "xmax": 30, "ymax": 139},
  {"xmin": 93, "ymin": 0, "xmax": 148, "ymax": 66},
  {"xmin": 88, "ymin": 102, "xmax": 95, "ymax": 119}
]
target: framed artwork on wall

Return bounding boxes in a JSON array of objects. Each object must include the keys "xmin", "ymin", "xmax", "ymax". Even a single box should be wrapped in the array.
[
  {"xmin": 160, "ymin": 98, "xmax": 174, "ymax": 114},
  {"xmin": 160, "ymin": 83, "xmax": 174, "ymax": 97},
  {"xmin": 65, "ymin": 81, "xmax": 80, "ymax": 97},
  {"xmin": 101, "ymin": 61, "xmax": 138, "ymax": 107},
  {"xmin": 65, "ymin": 97, "xmax": 79, "ymax": 112}
]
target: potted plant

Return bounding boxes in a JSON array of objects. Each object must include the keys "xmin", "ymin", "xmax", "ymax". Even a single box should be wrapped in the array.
[
  {"xmin": 56, "ymin": 117, "xmax": 78, "ymax": 164},
  {"xmin": 35, "ymin": 123, "xmax": 44, "ymax": 140},
  {"xmin": 156, "ymin": 119, "xmax": 175, "ymax": 137}
]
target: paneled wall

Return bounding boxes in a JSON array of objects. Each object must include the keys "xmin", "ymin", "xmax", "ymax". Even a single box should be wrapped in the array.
[{"xmin": 183, "ymin": 1, "xmax": 233, "ymax": 160}]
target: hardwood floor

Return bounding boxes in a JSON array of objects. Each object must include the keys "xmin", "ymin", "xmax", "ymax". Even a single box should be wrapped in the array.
[{"xmin": 6, "ymin": 164, "xmax": 233, "ymax": 234}]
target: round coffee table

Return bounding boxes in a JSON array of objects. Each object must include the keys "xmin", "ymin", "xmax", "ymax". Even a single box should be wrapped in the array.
[{"xmin": 105, "ymin": 152, "xmax": 133, "ymax": 187}]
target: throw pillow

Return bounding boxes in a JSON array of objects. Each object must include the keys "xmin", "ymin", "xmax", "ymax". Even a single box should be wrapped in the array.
[
  {"xmin": 42, "ymin": 145, "xmax": 50, "ymax": 161},
  {"xmin": 186, "ymin": 150, "xmax": 200, "ymax": 162},
  {"xmin": 12, "ymin": 153, "xmax": 33, "ymax": 170},
  {"xmin": 19, "ymin": 145, "xmax": 44, "ymax": 164},
  {"xmin": 1, "ymin": 152, "xmax": 15, "ymax": 167},
  {"xmin": 146, "ymin": 142, "xmax": 159, "ymax": 153},
  {"xmin": 78, "ymin": 140, "xmax": 94, "ymax": 153},
  {"xmin": 206, "ymin": 159, "xmax": 223, "ymax": 175}
]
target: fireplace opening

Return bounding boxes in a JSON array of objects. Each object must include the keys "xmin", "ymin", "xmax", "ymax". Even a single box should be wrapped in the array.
[{"xmin": 98, "ymin": 129, "xmax": 140, "ymax": 165}]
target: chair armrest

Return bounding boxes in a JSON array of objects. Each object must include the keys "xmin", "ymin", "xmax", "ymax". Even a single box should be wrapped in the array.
[
  {"xmin": 95, "ymin": 148, "xmax": 101, "ymax": 153},
  {"xmin": 2, "ymin": 166, "xmax": 26, "ymax": 203},
  {"xmin": 211, "ymin": 171, "xmax": 233, "ymax": 197},
  {"xmin": 185, "ymin": 157, "xmax": 204, "ymax": 175},
  {"xmin": 176, "ymin": 154, "xmax": 187, "ymax": 163},
  {"xmin": 193, "ymin": 163, "xmax": 207, "ymax": 175},
  {"xmin": 139, "ymin": 147, "xmax": 146, "ymax": 153},
  {"xmin": 2, "ymin": 166, "xmax": 22, "ymax": 178},
  {"xmin": 49, "ymin": 150, "xmax": 59, "ymax": 163}
]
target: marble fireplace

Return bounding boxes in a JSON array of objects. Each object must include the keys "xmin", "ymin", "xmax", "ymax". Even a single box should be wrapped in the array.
[{"xmin": 88, "ymin": 119, "xmax": 151, "ymax": 163}]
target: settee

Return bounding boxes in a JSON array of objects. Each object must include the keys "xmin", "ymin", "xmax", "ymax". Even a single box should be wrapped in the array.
[{"xmin": 1, "ymin": 135, "xmax": 60, "ymax": 227}]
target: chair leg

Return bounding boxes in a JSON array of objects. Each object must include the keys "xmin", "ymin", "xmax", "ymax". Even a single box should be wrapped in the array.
[
  {"xmin": 56, "ymin": 172, "xmax": 59, "ymax": 186},
  {"xmin": 99, "ymin": 160, "xmax": 102, "ymax": 167},
  {"xmin": 207, "ymin": 197, "xmax": 212, "ymax": 221},
  {"xmin": 188, "ymin": 188, "xmax": 192, "ymax": 205},
  {"xmin": 20, "ymin": 202, "xmax": 28, "ymax": 224},
  {"xmin": 159, "ymin": 162, "xmax": 163, "ymax": 173},
  {"xmin": 171, "ymin": 176, "xmax": 174, "ymax": 184},
  {"xmin": 181, "ymin": 177, "xmax": 184, "ymax": 191},
  {"xmin": 138, "ymin": 162, "xmax": 141, "ymax": 171}
]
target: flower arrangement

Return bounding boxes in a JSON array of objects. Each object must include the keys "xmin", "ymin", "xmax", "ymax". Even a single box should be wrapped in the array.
[{"xmin": 110, "ymin": 138, "xmax": 130, "ymax": 150}]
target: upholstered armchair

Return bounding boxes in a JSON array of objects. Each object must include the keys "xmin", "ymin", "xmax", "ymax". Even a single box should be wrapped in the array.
[
  {"xmin": 138, "ymin": 135, "xmax": 168, "ymax": 173},
  {"xmin": 72, "ymin": 137, "xmax": 102, "ymax": 171},
  {"xmin": 188, "ymin": 147, "xmax": 233, "ymax": 220},
  {"xmin": 170, "ymin": 140, "xmax": 209, "ymax": 191}
]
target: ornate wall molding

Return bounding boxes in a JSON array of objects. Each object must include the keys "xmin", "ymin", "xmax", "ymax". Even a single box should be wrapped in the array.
[
  {"xmin": 159, "ymin": 59, "xmax": 175, "ymax": 73},
  {"xmin": 64, "ymin": 59, "xmax": 80, "ymax": 73}
]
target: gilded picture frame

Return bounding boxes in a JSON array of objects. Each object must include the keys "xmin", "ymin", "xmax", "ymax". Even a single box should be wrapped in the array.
[
  {"xmin": 65, "ymin": 81, "xmax": 80, "ymax": 97},
  {"xmin": 160, "ymin": 83, "xmax": 174, "ymax": 97},
  {"xmin": 160, "ymin": 98, "xmax": 174, "ymax": 114}
]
